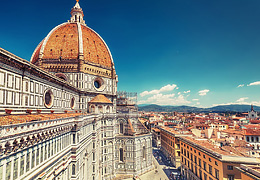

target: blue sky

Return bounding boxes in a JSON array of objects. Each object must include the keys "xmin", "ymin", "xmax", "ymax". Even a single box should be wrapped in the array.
[{"xmin": 1, "ymin": 0, "xmax": 260, "ymax": 107}]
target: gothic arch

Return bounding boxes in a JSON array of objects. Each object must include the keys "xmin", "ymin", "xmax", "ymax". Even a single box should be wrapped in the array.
[
  {"xmin": 90, "ymin": 105, "xmax": 95, "ymax": 113},
  {"xmin": 106, "ymin": 105, "xmax": 110, "ymax": 113}
]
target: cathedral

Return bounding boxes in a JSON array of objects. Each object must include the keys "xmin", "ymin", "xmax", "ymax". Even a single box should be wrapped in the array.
[{"xmin": 0, "ymin": 1, "xmax": 153, "ymax": 179}]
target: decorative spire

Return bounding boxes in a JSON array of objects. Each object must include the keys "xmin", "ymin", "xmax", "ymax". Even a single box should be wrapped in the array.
[
  {"xmin": 69, "ymin": 0, "xmax": 86, "ymax": 25},
  {"xmin": 251, "ymin": 104, "xmax": 254, "ymax": 111}
]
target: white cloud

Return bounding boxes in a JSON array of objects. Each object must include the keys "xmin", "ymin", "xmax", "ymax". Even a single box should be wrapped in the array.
[
  {"xmin": 196, "ymin": 102, "xmax": 200, "ymax": 105},
  {"xmin": 138, "ymin": 93, "xmax": 191, "ymax": 106},
  {"xmin": 160, "ymin": 84, "xmax": 177, "ymax": 92},
  {"xmin": 149, "ymin": 93, "xmax": 175, "ymax": 101},
  {"xmin": 236, "ymin": 97, "xmax": 248, "ymax": 103},
  {"xmin": 247, "ymin": 81, "xmax": 260, "ymax": 86},
  {"xmin": 178, "ymin": 92, "xmax": 181, "ymax": 95},
  {"xmin": 140, "ymin": 90, "xmax": 158, "ymax": 97},
  {"xmin": 237, "ymin": 84, "xmax": 244, "ymax": 88},
  {"xmin": 192, "ymin": 99, "xmax": 199, "ymax": 101},
  {"xmin": 211, "ymin": 97, "xmax": 260, "ymax": 106},
  {"xmin": 140, "ymin": 84, "xmax": 177, "ymax": 97},
  {"xmin": 183, "ymin": 90, "xmax": 190, "ymax": 94},
  {"xmin": 198, "ymin": 89, "xmax": 210, "ymax": 96}
]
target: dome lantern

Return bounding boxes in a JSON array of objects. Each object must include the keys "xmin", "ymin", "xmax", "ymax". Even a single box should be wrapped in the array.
[{"xmin": 70, "ymin": 0, "xmax": 86, "ymax": 25}]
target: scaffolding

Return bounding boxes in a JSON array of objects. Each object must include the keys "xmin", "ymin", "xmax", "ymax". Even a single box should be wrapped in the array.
[{"xmin": 116, "ymin": 91, "xmax": 138, "ymax": 113}]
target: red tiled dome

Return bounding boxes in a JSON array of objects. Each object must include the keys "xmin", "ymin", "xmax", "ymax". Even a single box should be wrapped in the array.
[{"xmin": 31, "ymin": 22, "xmax": 113, "ymax": 68}]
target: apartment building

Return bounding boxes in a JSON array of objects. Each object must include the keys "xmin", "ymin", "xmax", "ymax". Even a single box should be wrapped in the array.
[
  {"xmin": 180, "ymin": 136, "xmax": 259, "ymax": 180},
  {"xmin": 159, "ymin": 127, "xmax": 191, "ymax": 168}
]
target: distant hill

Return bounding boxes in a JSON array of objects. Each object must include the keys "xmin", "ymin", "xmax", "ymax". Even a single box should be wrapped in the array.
[
  {"xmin": 207, "ymin": 105, "xmax": 260, "ymax": 112},
  {"xmin": 138, "ymin": 104, "xmax": 202, "ymax": 112},
  {"xmin": 138, "ymin": 104, "xmax": 260, "ymax": 113}
]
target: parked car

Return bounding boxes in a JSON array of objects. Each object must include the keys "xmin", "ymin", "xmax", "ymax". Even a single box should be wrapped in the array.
[{"xmin": 133, "ymin": 176, "xmax": 141, "ymax": 180}]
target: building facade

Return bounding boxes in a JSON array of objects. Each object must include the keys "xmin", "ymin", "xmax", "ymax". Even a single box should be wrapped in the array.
[
  {"xmin": 180, "ymin": 137, "xmax": 259, "ymax": 180},
  {"xmin": 159, "ymin": 127, "xmax": 260, "ymax": 180},
  {"xmin": 245, "ymin": 129, "xmax": 260, "ymax": 157},
  {"xmin": 159, "ymin": 127, "xmax": 184, "ymax": 168},
  {"xmin": 151, "ymin": 128, "xmax": 161, "ymax": 148},
  {"xmin": 0, "ymin": 1, "xmax": 153, "ymax": 180}
]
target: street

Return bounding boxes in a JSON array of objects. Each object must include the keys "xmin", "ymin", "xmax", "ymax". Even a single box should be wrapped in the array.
[
  {"xmin": 152, "ymin": 148, "xmax": 181, "ymax": 180},
  {"xmin": 126, "ymin": 147, "xmax": 181, "ymax": 180},
  {"xmin": 125, "ymin": 146, "xmax": 181, "ymax": 180}
]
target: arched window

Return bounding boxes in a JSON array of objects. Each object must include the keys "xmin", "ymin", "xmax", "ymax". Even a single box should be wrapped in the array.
[
  {"xmin": 72, "ymin": 164, "xmax": 76, "ymax": 175},
  {"xmin": 143, "ymin": 146, "xmax": 146, "ymax": 160},
  {"xmin": 70, "ymin": 97, "xmax": 75, "ymax": 109},
  {"xmin": 120, "ymin": 122, "xmax": 124, "ymax": 134},
  {"xmin": 91, "ymin": 105, "xmax": 95, "ymax": 113},
  {"xmin": 106, "ymin": 106, "xmax": 110, "ymax": 113},
  {"xmin": 26, "ymin": 151, "xmax": 30, "ymax": 172},
  {"xmin": 119, "ymin": 148, "xmax": 123, "ymax": 161},
  {"xmin": 98, "ymin": 106, "xmax": 103, "ymax": 113},
  {"xmin": 73, "ymin": 134, "xmax": 76, "ymax": 144}
]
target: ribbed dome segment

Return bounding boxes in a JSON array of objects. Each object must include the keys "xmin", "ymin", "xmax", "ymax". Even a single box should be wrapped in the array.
[
  {"xmin": 43, "ymin": 23, "xmax": 79, "ymax": 60},
  {"xmin": 81, "ymin": 25, "xmax": 112, "ymax": 68},
  {"xmin": 31, "ymin": 41, "xmax": 43, "ymax": 64}
]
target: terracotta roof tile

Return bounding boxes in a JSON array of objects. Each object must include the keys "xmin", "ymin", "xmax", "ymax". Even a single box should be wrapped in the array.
[
  {"xmin": 152, "ymin": 128, "xmax": 160, "ymax": 132},
  {"xmin": 43, "ymin": 23, "xmax": 79, "ymax": 60},
  {"xmin": 126, "ymin": 119, "xmax": 135, "ymax": 135},
  {"xmin": 31, "ymin": 23, "xmax": 113, "ymax": 69},
  {"xmin": 89, "ymin": 94, "xmax": 112, "ymax": 104},
  {"xmin": 245, "ymin": 129, "xmax": 260, "ymax": 136},
  {"xmin": 183, "ymin": 136, "xmax": 249, "ymax": 157},
  {"xmin": 81, "ymin": 25, "xmax": 112, "ymax": 68},
  {"xmin": 0, "ymin": 113, "xmax": 82, "ymax": 126}
]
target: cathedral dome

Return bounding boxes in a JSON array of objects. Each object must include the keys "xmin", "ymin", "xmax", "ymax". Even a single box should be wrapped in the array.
[{"xmin": 31, "ymin": 1, "xmax": 114, "ymax": 70}]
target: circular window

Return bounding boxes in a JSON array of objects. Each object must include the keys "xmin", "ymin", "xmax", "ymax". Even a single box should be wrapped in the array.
[
  {"xmin": 93, "ymin": 77, "xmax": 105, "ymax": 91},
  {"xmin": 71, "ymin": 97, "xmax": 75, "ymax": 109},
  {"xmin": 94, "ymin": 81, "xmax": 101, "ymax": 89},
  {"xmin": 44, "ymin": 89, "xmax": 54, "ymax": 108}
]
